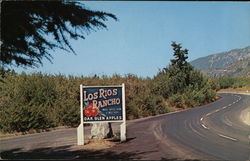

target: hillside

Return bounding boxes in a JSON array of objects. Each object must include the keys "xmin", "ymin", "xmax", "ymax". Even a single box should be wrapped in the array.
[{"xmin": 190, "ymin": 46, "xmax": 250, "ymax": 77}]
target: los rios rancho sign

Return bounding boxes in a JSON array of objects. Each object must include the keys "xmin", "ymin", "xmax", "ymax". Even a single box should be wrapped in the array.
[
  {"xmin": 83, "ymin": 87, "xmax": 123, "ymax": 122},
  {"xmin": 77, "ymin": 84, "xmax": 126, "ymax": 145}
]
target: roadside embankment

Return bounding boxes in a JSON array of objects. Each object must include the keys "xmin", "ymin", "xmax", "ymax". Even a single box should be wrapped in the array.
[
  {"xmin": 217, "ymin": 88, "xmax": 250, "ymax": 95},
  {"xmin": 240, "ymin": 107, "xmax": 250, "ymax": 126}
]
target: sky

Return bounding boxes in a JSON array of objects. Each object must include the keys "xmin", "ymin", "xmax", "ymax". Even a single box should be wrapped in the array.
[{"xmin": 14, "ymin": 1, "xmax": 250, "ymax": 78}]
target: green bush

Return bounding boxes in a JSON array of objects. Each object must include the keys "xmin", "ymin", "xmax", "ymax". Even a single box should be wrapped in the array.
[
  {"xmin": 212, "ymin": 77, "xmax": 250, "ymax": 89},
  {"xmin": 0, "ymin": 70, "xmax": 217, "ymax": 133},
  {"xmin": 202, "ymin": 86, "xmax": 216, "ymax": 103},
  {"xmin": 183, "ymin": 87, "xmax": 200, "ymax": 107},
  {"xmin": 168, "ymin": 94, "xmax": 185, "ymax": 108},
  {"xmin": 150, "ymin": 72, "xmax": 172, "ymax": 98},
  {"xmin": 152, "ymin": 63, "xmax": 216, "ymax": 108},
  {"xmin": 207, "ymin": 78, "xmax": 221, "ymax": 91},
  {"xmin": 145, "ymin": 94, "xmax": 171, "ymax": 115},
  {"xmin": 0, "ymin": 73, "xmax": 56, "ymax": 132},
  {"xmin": 124, "ymin": 74, "xmax": 169, "ymax": 119},
  {"xmin": 0, "ymin": 72, "xmax": 169, "ymax": 133},
  {"xmin": 0, "ymin": 105, "xmax": 52, "ymax": 133}
]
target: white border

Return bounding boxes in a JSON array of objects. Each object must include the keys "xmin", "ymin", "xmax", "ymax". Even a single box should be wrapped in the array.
[
  {"xmin": 80, "ymin": 84, "xmax": 83, "ymax": 124},
  {"xmin": 82, "ymin": 85, "xmax": 123, "ymax": 88}
]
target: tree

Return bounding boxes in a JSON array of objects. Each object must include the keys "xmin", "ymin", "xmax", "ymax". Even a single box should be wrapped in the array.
[
  {"xmin": 170, "ymin": 41, "xmax": 189, "ymax": 69},
  {"xmin": 163, "ymin": 42, "xmax": 193, "ymax": 93},
  {"xmin": 1, "ymin": 1, "xmax": 117, "ymax": 68},
  {"xmin": 152, "ymin": 42, "xmax": 191, "ymax": 97},
  {"xmin": 151, "ymin": 42, "xmax": 216, "ymax": 108}
]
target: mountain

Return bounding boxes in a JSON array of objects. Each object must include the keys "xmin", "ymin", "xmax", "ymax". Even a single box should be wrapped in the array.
[{"xmin": 190, "ymin": 46, "xmax": 250, "ymax": 77}]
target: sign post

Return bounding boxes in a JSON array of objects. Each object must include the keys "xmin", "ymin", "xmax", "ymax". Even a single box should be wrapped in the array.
[
  {"xmin": 120, "ymin": 83, "xmax": 126, "ymax": 142},
  {"xmin": 77, "ymin": 84, "xmax": 84, "ymax": 145},
  {"xmin": 77, "ymin": 84, "xmax": 126, "ymax": 145}
]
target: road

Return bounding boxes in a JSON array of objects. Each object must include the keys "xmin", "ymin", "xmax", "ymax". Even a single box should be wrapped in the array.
[
  {"xmin": 158, "ymin": 93, "xmax": 250, "ymax": 160},
  {"xmin": 1, "ymin": 93, "xmax": 249, "ymax": 160}
]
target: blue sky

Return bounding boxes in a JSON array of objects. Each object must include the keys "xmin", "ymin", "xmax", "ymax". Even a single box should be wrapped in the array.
[{"xmin": 15, "ymin": 1, "xmax": 250, "ymax": 78}]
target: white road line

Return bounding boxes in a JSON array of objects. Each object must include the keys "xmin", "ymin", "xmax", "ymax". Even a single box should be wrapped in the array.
[
  {"xmin": 218, "ymin": 134, "xmax": 237, "ymax": 141},
  {"xmin": 200, "ymin": 117, "xmax": 203, "ymax": 121},
  {"xmin": 222, "ymin": 106, "xmax": 227, "ymax": 109},
  {"xmin": 228, "ymin": 104, "xmax": 232, "ymax": 106},
  {"xmin": 224, "ymin": 118, "xmax": 233, "ymax": 127},
  {"xmin": 215, "ymin": 109, "xmax": 220, "ymax": 112},
  {"xmin": 226, "ymin": 122, "xmax": 232, "ymax": 127},
  {"xmin": 206, "ymin": 113, "xmax": 212, "ymax": 116},
  {"xmin": 201, "ymin": 123, "xmax": 209, "ymax": 129},
  {"xmin": 189, "ymin": 123, "xmax": 205, "ymax": 138}
]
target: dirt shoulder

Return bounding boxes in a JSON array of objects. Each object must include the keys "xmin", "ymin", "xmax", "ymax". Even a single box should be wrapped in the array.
[
  {"xmin": 240, "ymin": 107, "xmax": 250, "ymax": 126},
  {"xmin": 217, "ymin": 88, "xmax": 250, "ymax": 95}
]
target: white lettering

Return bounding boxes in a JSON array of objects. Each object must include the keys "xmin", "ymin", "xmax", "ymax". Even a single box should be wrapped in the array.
[
  {"xmin": 107, "ymin": 89, "xmax": 112, "ymax": 96},
  {"xmin": 83, "ymin": 91, "xmax": 88, "ymax": 101},
  {"xmin": 113, "ymin": 89, "xmax": 118, "ymax": 96},
  {"xmin": 99, "ymin": 89, "xmax": 106, "ymax": 99}
]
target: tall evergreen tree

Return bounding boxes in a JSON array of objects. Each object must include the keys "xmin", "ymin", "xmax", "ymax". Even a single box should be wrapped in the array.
[
  {"xmin": 152, "ymin": 42, "xmax": 216, "ymax": 108},
  {"xmin": 170, "ymin": 41, "xmax": 189, "ymax": 69},
  {"xmin": 1, "ymin": 1, "xmax": 117, "ymax": 68}
]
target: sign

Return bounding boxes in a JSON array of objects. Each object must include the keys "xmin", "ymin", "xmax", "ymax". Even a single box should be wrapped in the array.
[
  {"xmin": 83, "ymin": 87, "xmax": 123, "ymax": 122},
  {"xmin": 77, "ymin": 84, "xmax": 126, "ymax": 145}
]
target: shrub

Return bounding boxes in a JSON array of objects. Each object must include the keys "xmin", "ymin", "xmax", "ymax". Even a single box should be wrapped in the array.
[
  {"xmin": 145, "ymin": 94, "xmax": 171, "ymax": 115},
  {"xmin": 0, "ymin": 73, "xmax": 56, "ymax": 132},
  {"xmin": 212, "ymin": 77, "xmax": 250, "ymax": 89},
  {"xmin": 0, "ymin": 105, "xmax": 52, "ymax": 133},
  {"xmin": 0, "ymin": 72, "xmax": 169, "ymax": 132},
  {"xmin": 168, "ymin": 94, "xmax": 185, "ymax": 108}
]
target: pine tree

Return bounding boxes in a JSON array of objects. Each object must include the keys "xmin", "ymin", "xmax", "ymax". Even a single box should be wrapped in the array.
[
  {"xmin": 1, "ymin": 1, "xmax": 117, "ymax": 68},
  {"xmin": 170, "ymin": 41, "xmax": 189, "ymax": 69}
]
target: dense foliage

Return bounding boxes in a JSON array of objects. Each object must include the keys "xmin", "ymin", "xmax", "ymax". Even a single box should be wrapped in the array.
[
  {"xmin": 0, "ymin": 72, "xmax": 171, "ymax": 133},
  {"xmin": 1, "ymin": 71, "xmax": 248, "ymax": 133},
  {"xmin": 213, "ymin": 77, "xmax": 250, "ymax": 89},
  {"xmin": 151, "ymin": 42, "xmax": 217, "ymax": 108}
]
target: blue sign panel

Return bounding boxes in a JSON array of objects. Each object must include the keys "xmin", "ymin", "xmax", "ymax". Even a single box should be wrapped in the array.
[{"xmin": 83, "ymin": 87, "xmax": 123, "ymax": 122}]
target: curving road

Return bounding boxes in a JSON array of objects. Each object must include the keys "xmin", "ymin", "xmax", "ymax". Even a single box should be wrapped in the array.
[
  {"xmin": 154, "ymin": 93, "xmax": 250, "ymax": 160},
  {"xmin": 1, "ymin": 93, "xmax": 250, "ymax": 160}
]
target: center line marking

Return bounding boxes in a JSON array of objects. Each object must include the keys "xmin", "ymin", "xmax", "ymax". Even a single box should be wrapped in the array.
[
  {"xmin": 218, "ymin": 134, "xmax": 237, "ymax": 141},
  {"xmin": 206, "ymin": 113, "xmax": 212, "ymax": 116},
  {"xmin": 201, "ymin": 123, "xmax": 209, "ymax": 129}
]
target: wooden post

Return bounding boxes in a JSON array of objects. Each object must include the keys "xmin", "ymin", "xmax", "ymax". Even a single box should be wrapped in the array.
[
  {"xmin": 77, "ymin": 85, "xmax": 84, "ymax": 145},
  {"xmin": 120, "ymin": 83, "xmax": 126, "ymax": 142},
  {"xmin": 77, "ymin": 123, "xmax": 84, "ymax": 145}
]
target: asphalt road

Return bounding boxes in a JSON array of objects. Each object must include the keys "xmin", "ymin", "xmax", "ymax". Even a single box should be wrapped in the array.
[
  {"xmin": 1, "ymin": 93, "xmax": 249, "ymax": 160},
  {"xmin": 158, "ymin": 93, "xmax": 250, "ymax": 160},
  {"xmin": 103, "ymin": 93, "xmax": 250, "ymax": 160}
]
